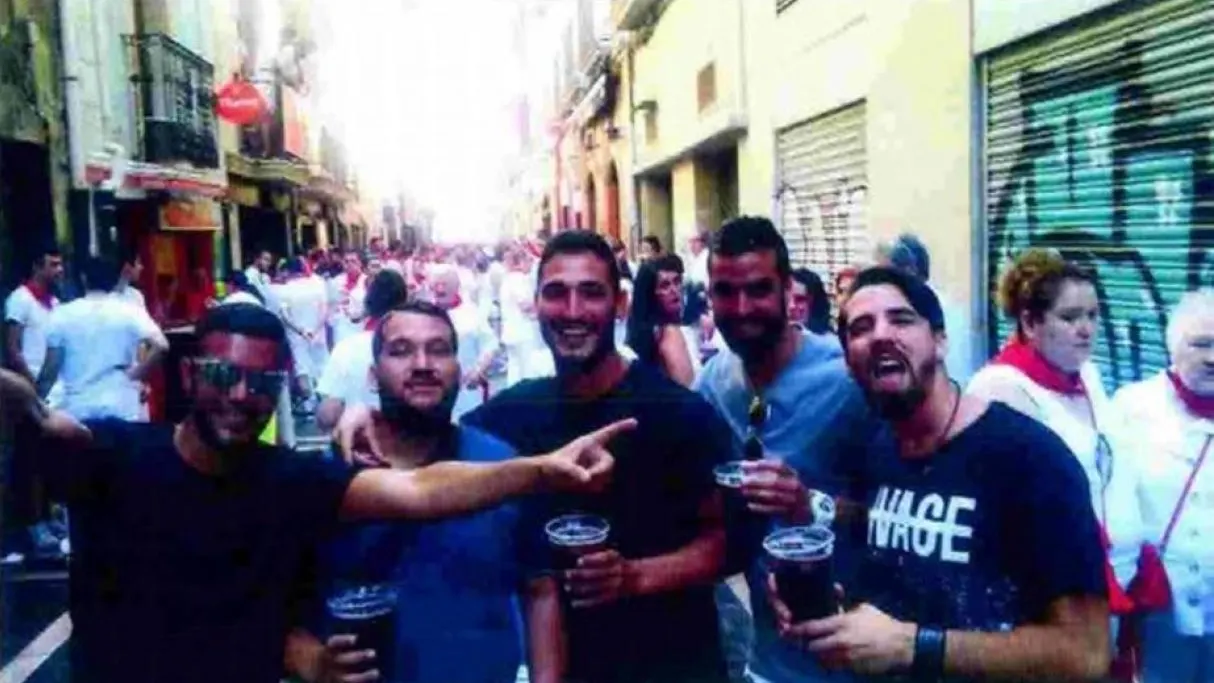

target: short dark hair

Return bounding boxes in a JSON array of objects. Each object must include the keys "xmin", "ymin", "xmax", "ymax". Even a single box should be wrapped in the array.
[
  {"xmin": 195, "ymin": 303, "xmax": 290, "ymax": 367},
  {"xmin": 838, "ymin": 266, "xmax": 945, "ymax": 342},
  {"xmin": 641, "ymin": 235, "xmax": 662, "ymax": 253},
  {"xmin": 30, "ymin": 246, "xmax": 61, "ymax": 272},
  {"xmin": 372, "ymin": 300, "xmax": 459, "ymax": 359},
  {"xmin": 81, "ymin": 257, "xmax": 120, "ymax": 292},
  {"xmin": 364, "ymin": 270, "xmax": 409, "ymax": 319},
  {"xmin": 652, "ymin": 253, "xmax": 684, "ymax": 275},
  {"xmin": 536, "ymin": 230, "xmax": 621, "ymax": 293},
  {"xmin": 711, "ymin": 216, "xmax": 792, "ymax": 279}
]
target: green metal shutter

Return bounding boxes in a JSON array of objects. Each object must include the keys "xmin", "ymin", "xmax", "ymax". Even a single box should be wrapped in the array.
[
  {"xmin": 776, "ymin": 102, "xmax": 869, "ymax": 288},
  {"xmin": 983, "ymin": 0, "xmax": 1214, "ymax": 390}
]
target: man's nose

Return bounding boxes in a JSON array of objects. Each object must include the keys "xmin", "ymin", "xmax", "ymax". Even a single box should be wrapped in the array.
[{"xmin": 226, "ymin": 377, "xmax": 250, "ymax": 401}]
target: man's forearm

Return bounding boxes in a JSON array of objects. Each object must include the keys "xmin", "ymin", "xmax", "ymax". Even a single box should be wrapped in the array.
[
  {"xmin": 525, "ymin": 578, "xmax": 565, "ymax": 683},
  {"xmin": 629, "ymin": 498, "xmax": 726, "ymax": 595},
  {"xmin": 127, "ymin": 344, "xmax": 166, "ymax": 383},
  {"xmin": 341, "ymin": 458, "xmax": 543, "ymax": 521},
  {"xmin": 943, "ymin": 621, "xmax": 1108, "ymax": 681}
]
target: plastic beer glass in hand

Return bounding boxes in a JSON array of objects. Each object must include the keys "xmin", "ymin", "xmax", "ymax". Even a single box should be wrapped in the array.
[
  {"xmin": 764, "ymin": 526, "xmax": 839, "ymax": 622},
  {"xmin": 327, "ymin": 584, "xmax": 398, "ymax": 681},
  {"xmin": 545, "ymin": 513, "xmax": 611, "ymax": 572}
]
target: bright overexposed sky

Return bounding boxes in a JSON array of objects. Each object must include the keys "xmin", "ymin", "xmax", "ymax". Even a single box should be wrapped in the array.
[{"xmin": 314, "ymin": 0, "xmax": 526, "ymax": 243}]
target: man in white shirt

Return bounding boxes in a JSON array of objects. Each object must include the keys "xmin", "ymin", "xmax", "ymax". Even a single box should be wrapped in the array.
[
  {"xmin": 328, "ymin": 251, "xmax": 368, "ymax": 345},
  {"xmin": 274, "ymin": 258, "xmax": 329, "ymax": 404},
  {"xmin": 243, "ymin": 249, "xmax": 273, "ymax": 301},
  {"xmin": 116, "ymin": 249, "xmax": 148, "ymax": 311},
  {"xmin": 315, "ymin": 270, "xmax": 410, "ymax": 431},
  {"xmin": 430, "ymin": 266, "xmax": 499, "ymax": 420},
  {"xmin": 499, "ymin": 248, "xmax": 549, "ymax": 387},
  {"xmin": 38, "ymin": 257, "xmax": 168, "ymax": 422},
  {"xmin": 5, "ymin": 246, "xmax": 64, "ymax": 389},
  {"xmin": 2, "ymin": 246, "xmax": 65, "ymax": 561},
  {"xmin": 685, "ymin": 231, "xmax": 710, "ymax": 286}
]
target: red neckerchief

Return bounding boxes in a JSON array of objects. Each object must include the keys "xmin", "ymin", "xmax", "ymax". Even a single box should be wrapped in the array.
[
  {"xmin": 991, "ymin": 336, "xmax": 1086, "ymax": 395},
  {"xmin": 343, "ymin": 272, "xmax": 361, "ymax": 292},
  {"xmin": 443, "ymin": 294, "xmax": 463, "ymax": 311},
  {"xmin": 24, "ymin": 280, "xmax": 54, "ymax": 310},
  {"xmin": 364, "ymin": 316, "xmax": 381, "ymax": 332},
  {"xmin": 1167, "ymin": 370, "xmax": 1214, "ymax": 419}
]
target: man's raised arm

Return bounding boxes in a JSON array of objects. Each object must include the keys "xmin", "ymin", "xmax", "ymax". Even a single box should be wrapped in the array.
[
  {"xmin": 0, "ymin": 367, "xmax": 90, "ymax": 446},
  {"xmin": 338, "ymin": 418, "xmax": 632, "ymax": 522}
]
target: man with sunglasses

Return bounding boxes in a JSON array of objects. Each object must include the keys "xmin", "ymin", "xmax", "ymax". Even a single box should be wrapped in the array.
[
  {"xmin": 694, "ymin": 216, "xmax": 875, "ymax": 683},
  {"xmin": 0, "ymin": 302, "xmax": 626, "ymax": 683}
]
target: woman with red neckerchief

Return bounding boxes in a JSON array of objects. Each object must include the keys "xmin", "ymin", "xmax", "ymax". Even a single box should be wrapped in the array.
[
  {"xmin": 967, "ymin": 248, "xmax": 1147, "ymax": 679},
  {"xmin": 1112, "ymin": 289, "xmax": 1214, "ymax": 683}
]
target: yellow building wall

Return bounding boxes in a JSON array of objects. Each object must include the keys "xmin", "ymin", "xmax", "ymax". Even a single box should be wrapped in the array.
[{"xmin": 737, "ymin": 0, "xmax": 974, "ymax": 326}]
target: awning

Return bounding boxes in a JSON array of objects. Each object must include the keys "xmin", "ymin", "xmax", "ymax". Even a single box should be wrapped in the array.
[
  {"xmin": 85, "ymin": 160, "xmax": 228, "ymax": 198},
  {"xmin": 224, "ymin": 152, "xmax": 310, "ymax": 186}
]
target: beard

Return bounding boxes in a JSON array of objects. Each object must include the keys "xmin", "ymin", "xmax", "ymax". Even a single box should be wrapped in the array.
[
  {"xmin": 718, "ymin": 313, "xmax": 788, "ymax": 362},
  {"xmin": 860, "ymin": 354, "xmax": 935, "ymax": 421},
  {"xmin": 378, "ymin": 385, "xmax": 456, "ymax": 438},
  {"xmin": 541, "ymin": 320, "xmax": 616, "ymax": 374},
  {"xmin": 188, "ymin": 405, "xmax": 267, "ymax": 467}
]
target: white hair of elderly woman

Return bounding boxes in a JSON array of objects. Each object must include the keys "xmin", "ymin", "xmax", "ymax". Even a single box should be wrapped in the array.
[{"xmin": 1166, "ymin": 288, "xmax": 1214, "ymax": 359}]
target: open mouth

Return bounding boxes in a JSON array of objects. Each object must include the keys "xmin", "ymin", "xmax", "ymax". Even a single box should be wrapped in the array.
[
  {"xmin": 555, "ymin": 326, "xmax": 594, "ymax": 345},
  {"xmin": 869, "ymin": 351, "xmax": 910, "ymax": 388}
]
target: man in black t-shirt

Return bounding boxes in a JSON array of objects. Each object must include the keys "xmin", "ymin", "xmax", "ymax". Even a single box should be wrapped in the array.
[
  {"xmin": 0, "ymin": 303, "xmax": 624, "ymax": 683},
  {"xmin": 767, "ymin": 267, "xmax": 1110, "ymax": 682},
  {"xmin": 339, "ymin": 231, "xmax": 734, "ymax": 683},
  {"xmin": 464, "ymin": 231, "xmax": 733, "ymax": 683}
]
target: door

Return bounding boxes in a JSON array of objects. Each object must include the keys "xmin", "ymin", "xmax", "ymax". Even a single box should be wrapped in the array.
[{"xmin": 776, "ymin": 102, "xmax": 869, "ymax": 288}]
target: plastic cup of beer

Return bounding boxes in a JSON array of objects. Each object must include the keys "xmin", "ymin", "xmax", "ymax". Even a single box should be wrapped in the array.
[
  {"xmin": 714, "ymin": 461, "xmax": 745, "ymax": 489},
  {"xmin": 327, "ymin": 584, "xmax": 398, "ymax": 681},
  {"xmin": 544, "ymin": 513, "xmax": 610, "ymax": 572},
  {"xmin": 764, "ymin": 526, "xmax": 839, "ymax": 622}
]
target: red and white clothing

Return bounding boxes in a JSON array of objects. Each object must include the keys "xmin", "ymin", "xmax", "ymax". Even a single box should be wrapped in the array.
[
  {"xmin": 328, "ymin": 273, "xmax": 367, "ymax": 346},
  {"xmin": 968, "ymin": 352, "xmax": 1146, "ymax": 590},
  {"xmin": 1114, "ymin": 372, "xmax": 1214, "ymax": 683},
  {"xmin": 4, "ymin": 282, "xmax": 58, "ymax": 378}
]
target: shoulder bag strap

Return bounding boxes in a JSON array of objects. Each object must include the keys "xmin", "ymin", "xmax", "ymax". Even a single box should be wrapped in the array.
[{"xmin": 1160, "ymin": 434, "xmax": 1213, "ymax": 554}]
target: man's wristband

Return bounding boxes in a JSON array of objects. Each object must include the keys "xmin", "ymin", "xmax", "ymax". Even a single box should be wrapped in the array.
[{"xmin": 912, "ymin": 626, "xmax": 947, "ymax": 679}]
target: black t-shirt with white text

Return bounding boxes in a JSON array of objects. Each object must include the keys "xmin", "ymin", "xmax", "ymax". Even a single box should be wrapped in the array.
[
  {"xmin": 462, "ymin": 362, "xmax": 734, "ymax": 683},
  {"xmin": 44, "ymin": 419, "xmax": 355, "ymax": 683},
  {"xmin": 847, "ymin": 402, "xmax": 1106, "ymax": 638}
]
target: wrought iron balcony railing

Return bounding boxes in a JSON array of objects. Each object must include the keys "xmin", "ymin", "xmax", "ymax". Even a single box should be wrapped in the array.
[{"xmin": 126, "ymin": 33, "xmax": 220, "ymax": 169}]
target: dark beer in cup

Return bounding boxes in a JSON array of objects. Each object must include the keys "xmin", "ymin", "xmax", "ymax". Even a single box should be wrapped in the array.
[
  {"xmin": 327, "ymin": 584, "xmax": 398, "ymax": 681},
  {"xmin": 764, "ymin": 526, "xmax": 838, "ymax": 621},
  {"xmin": 544, "ymin": 513, "xmax": 610, "ymax": 572}
]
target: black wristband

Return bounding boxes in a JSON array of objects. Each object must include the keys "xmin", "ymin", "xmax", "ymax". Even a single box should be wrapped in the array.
[{"xmin": 912, "ymin": 626, "xmax": 947, "ymax": 680}]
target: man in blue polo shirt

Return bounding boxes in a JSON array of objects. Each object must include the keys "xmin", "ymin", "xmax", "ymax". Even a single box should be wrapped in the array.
[
  {"xmin": 694, "ymin": 217, "xmax": 875, "ymax": 683},
  {"xmin": 286, "ymin": 300, "xmax": 550, "ymax": 683}
]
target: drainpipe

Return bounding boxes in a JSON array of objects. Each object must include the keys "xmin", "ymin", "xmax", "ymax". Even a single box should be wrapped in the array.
[{"xmin": 627, "ymin": 41, "xmax": 641, "ymax": 251}]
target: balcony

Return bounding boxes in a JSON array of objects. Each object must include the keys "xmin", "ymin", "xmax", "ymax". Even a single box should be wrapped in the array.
[
  {"xmin": 126, "ymin": 33, "xmax": 219, "ymax": 169},
  {"xmin": 612, "ymin": 0, "xmax": 663, "ymax": 31}
]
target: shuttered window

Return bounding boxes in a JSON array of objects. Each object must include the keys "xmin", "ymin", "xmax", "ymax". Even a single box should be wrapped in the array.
[
  {"xmin": 776, "ymin": 101, "xmax": 868, "ymax": 289},
  {"xmin": 983, "ymin": 0, "xmax": 1214, "ymax": 389}
]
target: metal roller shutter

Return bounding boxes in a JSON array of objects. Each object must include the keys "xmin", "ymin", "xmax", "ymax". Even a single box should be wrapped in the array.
[
  {"xmin": 776, "ymin": 102, "xmax": 869, "ymax": 288},
  {"xmin": 983, "ymin": 0, "xmax": 1214, "ymax": 390}
]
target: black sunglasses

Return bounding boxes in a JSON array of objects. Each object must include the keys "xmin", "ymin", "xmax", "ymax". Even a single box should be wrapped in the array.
[
  {"xmin": 744, "ymin": 395, "xmax": 769, "ymax": 461},
  {"xmin": 194, "ymin": 358, "xmax": 286, "ymax": 398}
]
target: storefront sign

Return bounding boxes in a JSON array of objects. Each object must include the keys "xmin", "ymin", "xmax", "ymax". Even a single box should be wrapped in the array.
[
  {"xmin": 282, "ymin": 85, "xmax": 309, "ymax": 161},
  {"xmin": 160, "ymin": 196, "xmax": 221, "ymax": 232},
  {"xmin": 215, "ymin": 78, "xmax": 270, "ymax": 126},
  {"xmin": 227, "ymin": 181, "xmax": 260, "ymax": 207}
]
